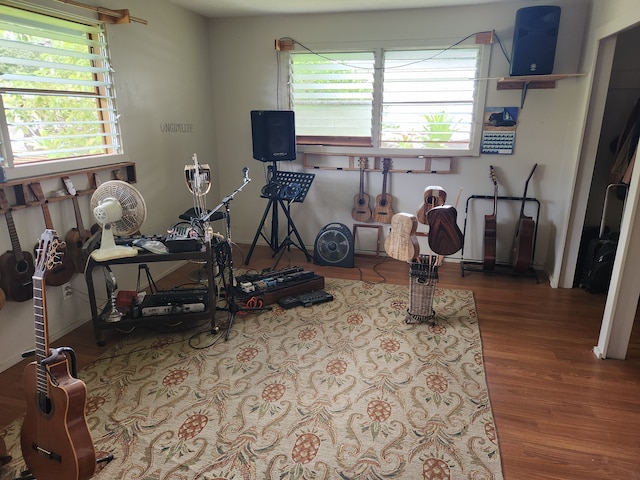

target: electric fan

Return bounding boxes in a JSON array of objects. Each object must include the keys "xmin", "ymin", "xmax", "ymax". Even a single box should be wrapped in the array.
[
  {"xmin": 313, "ymin": 223, "xmax": 354, "ymax": 268},
  {"xmin": 90, "ymin": 180, "xmax": 147, "ymax": 261}
]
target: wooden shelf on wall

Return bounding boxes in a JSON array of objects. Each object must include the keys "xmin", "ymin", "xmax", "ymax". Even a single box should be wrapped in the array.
[
  {"xmin": 0, "ymin": 162, "xmax": 136, "ymax": 211},
  {"xmin": 302, "ymin": 152, "xmax": 452, "ymax": 174},
  {"xmin": 497, "ymin": 74, "xmax": 584, "ymax": 107}
]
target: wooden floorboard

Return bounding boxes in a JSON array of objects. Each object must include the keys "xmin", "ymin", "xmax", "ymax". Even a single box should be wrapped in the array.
[{"xmin": 1, "ymin": 243, "xmax": 639, "ymax": 479}]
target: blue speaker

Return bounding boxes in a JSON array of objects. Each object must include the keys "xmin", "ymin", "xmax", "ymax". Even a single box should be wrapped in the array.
[{"xmin": 510, "ymin": 6, "xmax": 561, "ymax": 76}]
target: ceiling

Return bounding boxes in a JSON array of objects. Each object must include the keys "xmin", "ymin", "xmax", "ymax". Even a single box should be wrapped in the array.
[{"xmin": 167, "ymin": 0, "xmax": 516, "ymax": 18}]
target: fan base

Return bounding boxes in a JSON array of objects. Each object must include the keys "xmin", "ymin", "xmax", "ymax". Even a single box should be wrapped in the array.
[{"xmin": 91, "ymin": 246, "xmax": 138, "ymax": 262}]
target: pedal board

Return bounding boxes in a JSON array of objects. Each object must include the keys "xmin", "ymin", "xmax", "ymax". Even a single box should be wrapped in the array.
[{"xmin": 277, "ymin": 290, "xmax": 334, "ymax": 309}]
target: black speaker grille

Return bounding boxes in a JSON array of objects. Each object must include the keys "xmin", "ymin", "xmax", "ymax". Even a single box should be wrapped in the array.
[{"xmin": 251, "ymin": 110, "xmax": 296, "ymax": 162}]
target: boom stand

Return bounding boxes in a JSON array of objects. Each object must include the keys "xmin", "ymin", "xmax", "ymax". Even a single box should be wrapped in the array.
[
  {"xmin": 245, "ymin": 162, "xmax": 315, "ymax": 265},
  {"xmin": 199, "ymin": 168, "xmax": 268, "ymax": 341}
]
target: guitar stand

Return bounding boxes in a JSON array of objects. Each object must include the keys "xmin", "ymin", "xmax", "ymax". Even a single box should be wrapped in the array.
[
  {"xmin": 460, "ymin": 194, "xmax": 540, "ymax": 282},
  {"xmin": 245, "ymin": 164, "xmax": 315, "ymax": 265},
  {"xmin": 16, "ymin": 453, "xmax": 114, "ymax": 480}
]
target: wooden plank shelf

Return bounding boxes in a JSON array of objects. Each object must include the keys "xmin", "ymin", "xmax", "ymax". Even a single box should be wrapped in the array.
[
  {"xmin": 302, "ymin": 152, "xmax": 452, "ymax": 174},
  {"xmin": 0, "ymin": 162, "xmax": 136, "ymax": 211},
  {"xmin": 497, "ymin": 74, "xmax": 584, "ymax": 107}
]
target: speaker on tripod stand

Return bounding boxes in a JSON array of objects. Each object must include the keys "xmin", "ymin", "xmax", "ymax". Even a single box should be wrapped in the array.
[{"xmin": 245, "ymin": 110, "xmax": 315, "ymax": 265}]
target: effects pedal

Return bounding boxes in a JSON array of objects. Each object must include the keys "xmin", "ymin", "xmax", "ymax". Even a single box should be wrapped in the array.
[{"xmin": 277, "ymin": 290, "xmax": 333, "ymax": 309}]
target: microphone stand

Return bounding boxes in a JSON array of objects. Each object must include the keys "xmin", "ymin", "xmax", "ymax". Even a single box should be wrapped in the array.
[{"xmin": 198, "ymin": 168, "xmax": 269, "ymax": 340}]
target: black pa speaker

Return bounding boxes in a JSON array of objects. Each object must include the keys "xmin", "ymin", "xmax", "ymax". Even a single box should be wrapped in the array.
[
  {"xmin": 510, "ymin": 6, "xmax": 561, "ymax": 76},
  {"xmin": 250, "ymin": 110, "xmax": 296, "ymax": 162}
]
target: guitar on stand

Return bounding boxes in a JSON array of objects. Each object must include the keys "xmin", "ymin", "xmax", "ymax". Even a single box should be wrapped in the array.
[
  {"xmin": 352, "ymin": 157, "xmax": 372, "ymax": 222},
  {"xmin": 384, "ymin": 212, "xmax": 420, "ymax": 263},
  {"xmin": 372, "ymin": 158, "xmax": 395, "ymax": 223},
  {"xmin": 511, "ymin": 164, "xmax": 538, "ymax": 273},
  {"xmin": 417, "ymin": 186, "xmax": 447, "ymax": 225},
  {"xmin": 483, "ymin": 166, "xmax": 498, "ymax": 271},
  {"xmin": 426, "ymin": 187, "xmax": 464, "ymax": 257},
  {"xmin": 20, "ymin": 229, "xmax": 98, "ymax": 480},
  {"xmin": 0, "ymin": 189, "xmax": 35, "ymax": 302}
]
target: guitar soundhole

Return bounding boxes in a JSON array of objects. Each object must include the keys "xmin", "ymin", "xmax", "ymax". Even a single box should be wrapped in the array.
[
  {"xmin": 358, "ymin": 198, "xmax": 365, "ymax": 205},
  {"xmin": 37, "ymin": 392, "xmax": 53, "ymax": 415},
  {"xmin": 16, "ymin": 259, "xmax": 29, "ymax": 275}
]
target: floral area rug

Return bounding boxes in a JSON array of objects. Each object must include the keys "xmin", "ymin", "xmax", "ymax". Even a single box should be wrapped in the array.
[{"xmin": 1, "ymin": 279, "xmax": 503, "ymax": 479}]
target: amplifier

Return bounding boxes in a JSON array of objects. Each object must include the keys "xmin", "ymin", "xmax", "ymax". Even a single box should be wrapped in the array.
[
  {"xmin": 166, "ymin": 225, "xmax": 201, "ymax": 253},
  {"xmin": 139, "ymin": 288, "xmax": 208, "ymax": 317}
]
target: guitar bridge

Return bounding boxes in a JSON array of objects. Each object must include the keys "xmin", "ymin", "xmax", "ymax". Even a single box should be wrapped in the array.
[{"xmin": 32, "ymin": 443, "xmax": 62, "ymax": 462}]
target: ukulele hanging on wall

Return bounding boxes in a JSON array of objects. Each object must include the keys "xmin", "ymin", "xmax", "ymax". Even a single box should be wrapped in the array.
[
  {"xmin": 372, "ymin": 158, "xmax": 395, "ymax": 224},
  {"xmin": 352, "ymin": 157, "xmax": 372, "ymax": 222}
]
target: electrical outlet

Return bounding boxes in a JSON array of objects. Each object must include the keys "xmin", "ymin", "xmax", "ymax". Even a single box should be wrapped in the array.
[{"xmin": 63, "ymin": 283, "xmax": 73, "ymax": 300}]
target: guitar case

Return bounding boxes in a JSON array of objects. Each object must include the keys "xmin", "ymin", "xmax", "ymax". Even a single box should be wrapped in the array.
[{"xmin": 313, "ymin": 223, "xmax": 354, "ymax": 268}]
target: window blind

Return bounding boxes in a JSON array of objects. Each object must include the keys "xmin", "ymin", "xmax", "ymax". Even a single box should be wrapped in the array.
[{"xmin": 0, "ymin": 4, "xmax": 121, "ymax": 164}]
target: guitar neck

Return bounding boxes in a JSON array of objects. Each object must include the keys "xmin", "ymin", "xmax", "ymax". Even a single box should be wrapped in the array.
[
  {"xmin": 4, "ymin": 211, "xmax": 25, "ymax": 262},
  {"xmin": 31, "ymin": 183, "xmax": 54, "ymax": 229},
  {"xmin": 72, "ymin": 196, "xmax": 86, "ymax": 234},
  {"xmin": 33, "ymin": 276, "xmax": 49, "ymax": 396}
]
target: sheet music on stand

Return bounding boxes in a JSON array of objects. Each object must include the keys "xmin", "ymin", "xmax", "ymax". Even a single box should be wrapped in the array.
[{"xmin": 273, "ymin": 171, "xmax": 315, "ymax": 203}]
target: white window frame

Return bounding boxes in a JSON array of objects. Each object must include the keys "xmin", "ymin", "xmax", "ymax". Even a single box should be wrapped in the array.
[
  {"xmin": 287, "ymin": 41, "xmax": 491, "ymax": 158},
  {"xmin": 0, "ymin": 2, "xmax": 124, "ymax": 181}
]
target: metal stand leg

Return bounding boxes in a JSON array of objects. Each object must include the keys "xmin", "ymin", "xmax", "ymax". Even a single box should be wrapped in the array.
[{"xmin": 272, "ymin": 199, "xmax": 312, "ymax": 268}]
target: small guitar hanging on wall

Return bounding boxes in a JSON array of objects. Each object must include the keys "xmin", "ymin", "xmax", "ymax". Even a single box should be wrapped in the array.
[
  {"xmin": 372, "ymin": 158, "xmax": 395, "ymax": 224},
  {"xmin": 0, "ymin": 189, "xmax": 35, "ymax": 302},
  {"xmin": 352, "ymin": 157, "xmax": 372, "ymax": 222}
]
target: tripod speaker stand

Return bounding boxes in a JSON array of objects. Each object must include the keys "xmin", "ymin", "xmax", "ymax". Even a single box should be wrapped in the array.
[{"xmin": 245, "ymin": 163, "xmax": 315, "ymax": 265}]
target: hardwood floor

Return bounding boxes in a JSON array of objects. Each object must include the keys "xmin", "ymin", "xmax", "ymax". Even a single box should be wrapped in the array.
[{"xmin": 1, "ymin": 243, "xmax": 639, "ymax": 479}]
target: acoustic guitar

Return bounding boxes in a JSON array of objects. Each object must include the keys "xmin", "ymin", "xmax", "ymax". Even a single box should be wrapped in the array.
[
  {"xmin": 0, "ymin": 189, "xmax": 35, "ymax": 302},
  {"xmin": 352, "ymin": 157, "xmax": 372, "ymax": 222},
  {"xmin": 21, "ymin": 229, "xmax": 97, "ymax": 480},
  {"xmin": 62, "ymin": 177, "xmax": 92, "ymax": 273},
  {"xmin": 384, "ymin": 212, "xmax": 420, "ymax": 262},
  {"xmin": 511, "ymin": 164, "xmax": 538, "ymax": 273},
  {"xmin": 483, "ymin": 166, "xmax": 498, "ymax": 271},
  {"xmin": 30, "ymin": 183, "xmax": 74, "ymax": 286},
  {"xmin": 372, "ymin": 158, "xmax": 395, "ymax": 223},
  {"xmin": 426, "ymin": 188, "xmax": 464, "ymax": 257},
  {"xmin": 417, "ymin": 186, "xmax": 447, "ymax": 225}
]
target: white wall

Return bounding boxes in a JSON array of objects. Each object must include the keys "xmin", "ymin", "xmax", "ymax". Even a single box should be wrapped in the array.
[
  {"xmin": 0, "ymin": 0, "xmax": 217, "ymax": 372},
  {"xmin": 208, "ymin": 0, "xmax": 589, "ymax": 284}
]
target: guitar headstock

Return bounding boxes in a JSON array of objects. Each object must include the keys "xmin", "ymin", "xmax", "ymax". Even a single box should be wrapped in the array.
[
  {"xmin": 489, "ymin": 165, "xmax": 497, "ymax": 186},
  {"xmin": 358, "ymin": 157, "xmax": 368, "ymax": 171},
  {"xmin": 62, "ymin": 176, "xmax": 77, "ymax": 196},
  {"xmin": 0, "ymin": 189, "xmax": 9, "ymax": 212},
  {"xmin": 35, "ymin": 229, "xmax": 65, "ymax": 279},
  {"xmin": 382, "ymin": 158, "xmax": 392, "ymax": 172}
]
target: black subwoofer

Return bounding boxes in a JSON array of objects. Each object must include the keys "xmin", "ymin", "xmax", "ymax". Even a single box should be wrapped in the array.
[
  {"xmin": 510, "ymin": 5, "xmax": 561, "ymax": 76},
  {"xmin": 250, "ymin": 110, "xmax": 296, "ymax": 162}
]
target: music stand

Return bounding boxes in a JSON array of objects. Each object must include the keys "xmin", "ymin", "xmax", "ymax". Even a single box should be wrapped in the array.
[{"xmin": 245, "ymin": 163, "xmax": 315, "ymax": 265}]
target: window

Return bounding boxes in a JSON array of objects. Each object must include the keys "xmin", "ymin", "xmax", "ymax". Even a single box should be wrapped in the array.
[
  {"xmin": 0, "ymin": 4, "xmax": 121, "ymax": 169},
  {"xmin": 289, "ymin": 43, "xmax": 488, "ymax": 155}
]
